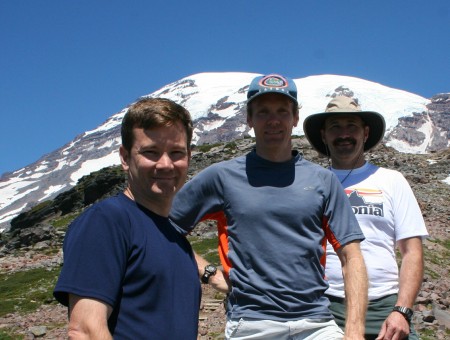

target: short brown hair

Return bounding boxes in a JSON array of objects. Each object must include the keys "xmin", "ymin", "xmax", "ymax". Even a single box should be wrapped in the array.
[{"xmin": 121, "ymin": 98, "xmax": 193, "ymax": 151}]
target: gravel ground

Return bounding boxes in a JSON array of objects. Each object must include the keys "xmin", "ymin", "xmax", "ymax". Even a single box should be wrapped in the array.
[{"xmin": 0, "ymin": 253, "xmax": 227, "ymax": 339}]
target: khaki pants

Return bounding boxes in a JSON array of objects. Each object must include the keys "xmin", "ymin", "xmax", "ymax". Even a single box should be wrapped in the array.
[{"xmin": 225, "ymin": 318, "xmax": 344, "ymax": 340}]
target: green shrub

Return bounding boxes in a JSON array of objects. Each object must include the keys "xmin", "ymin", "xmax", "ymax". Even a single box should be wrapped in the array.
[
  {"xmin": 0, "ymin": 329, "xmax": 23, "ymax": 339},
  {"xmin": 0, "ymin": 267, "xmax": 61, "ymax": 317},
  {"xmin": 51, "ymin": 212, "xmax": 79, "ymax": 230},
  {"xmin": 189, "ymin": 237, "xmax": 220, "ymax": 264},
  {"xmin": 195, "ymin": 143, "xmax": 222, "ymax": 153}
]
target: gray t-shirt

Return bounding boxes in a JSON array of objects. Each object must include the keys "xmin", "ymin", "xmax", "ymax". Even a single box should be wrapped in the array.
[{"xmin": 170, "ymin": 149, "xmax": 364, "ymax": 321}]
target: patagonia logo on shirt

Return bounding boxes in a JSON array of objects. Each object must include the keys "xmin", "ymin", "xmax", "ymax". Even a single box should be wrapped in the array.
[{"xmin": 345, "ymin": 188, "xmax": 384, "ymax": 217}]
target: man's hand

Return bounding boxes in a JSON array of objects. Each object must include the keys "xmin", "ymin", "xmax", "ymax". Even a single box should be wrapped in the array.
[
  {"xmin": 376, "ymin": 311, "xmax": 410, "ymax": 340},
  {"xmin": 209, "ymin": 268, "xmax": 231, "ymax": 293}
]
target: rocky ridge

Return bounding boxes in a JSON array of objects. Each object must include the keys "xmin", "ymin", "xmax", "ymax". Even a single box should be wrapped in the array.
[
  {"xmin": 0, "ymin": 137, "xmax": 449, "ymax": 339},
  {"xmin": 389, "ymin": 93, "xmax": 450, "ymax": 152}
]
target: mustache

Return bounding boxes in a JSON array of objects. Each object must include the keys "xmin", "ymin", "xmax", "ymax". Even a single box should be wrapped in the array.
[{"xmin": 332, "ymin": 137, "xmax": 357, "ymax": 146}]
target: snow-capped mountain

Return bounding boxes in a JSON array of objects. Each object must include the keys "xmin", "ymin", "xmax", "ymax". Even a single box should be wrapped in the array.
[{"xmin": 1, "ymin": 72, "xmax": 449, "ymax": 231}]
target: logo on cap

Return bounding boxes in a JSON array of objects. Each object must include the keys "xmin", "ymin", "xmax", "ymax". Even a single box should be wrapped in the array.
[{"xmin": 260, "ymin": 75, "xmax": 288, "ymax": 88}]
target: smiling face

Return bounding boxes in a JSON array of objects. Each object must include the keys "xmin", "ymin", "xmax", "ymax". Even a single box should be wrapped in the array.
[
  {"xmin": 120, "ymin": 121, "xmax": 190, "ymax": 216},
  {"xmin": 247, "ymin": 93, "xmax": 299, "ymax": 162},
  {"xmin": 321, "ymin": 114, "xmax": 369, "ymax": 169}
]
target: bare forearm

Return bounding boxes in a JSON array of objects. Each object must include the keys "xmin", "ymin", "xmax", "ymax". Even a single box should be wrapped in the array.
[
  {"xmin": 336, "ymin": 241, "xmax": 368, "ymax": 339},
  {"xmin": 396, "ymin": 238, "xmax": 424, "ymax": 307},
  {"xmin": 194, "ymin": 251, "xmax": 209, "ymax": 275},
  {"xmin": 68, "ymin": 295, "xmax": 113, "ymax": 340},
  {"xmin": 376, "ymin": 238, "xmax": 424, "ymax": 340},
  {"xmin": 343, "ymin": 255, "xmax": 368, "ymax": 338}
]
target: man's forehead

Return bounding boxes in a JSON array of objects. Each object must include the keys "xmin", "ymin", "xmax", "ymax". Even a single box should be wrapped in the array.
[{"xmin": 251, "ymin": 93, "xmax": 294, "ymax": 106}]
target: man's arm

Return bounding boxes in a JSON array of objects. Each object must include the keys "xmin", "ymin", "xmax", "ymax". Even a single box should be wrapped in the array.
[
  {"xmin": 68, "ymin": 294, "xmax": 113, "ymax": 340},
  {"xmin": 376, "ymin": 236, "xmax": 423, "ymax": 340},
  {"xmin": 194, "ymin": 252, "xmax": 231, "ymax": 293},
  {"xmin": 336, "ymin": 240, "xmax": 368, "ymax": 340}
]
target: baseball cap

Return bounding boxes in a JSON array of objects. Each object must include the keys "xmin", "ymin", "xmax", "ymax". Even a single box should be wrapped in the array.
[
  {"xmin": 303, "ymin": 96, "xmax": 385, "ymax": 156},
  {"xmin": 247, "ymin": 74, "xmax": 298, "ymax": 105}
]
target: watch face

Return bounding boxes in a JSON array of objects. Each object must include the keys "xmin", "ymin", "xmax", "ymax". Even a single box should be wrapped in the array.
[
  {"xmin": 205, "ymin": 265, "xmax": 217, "ymax": 275},
  {"xmin": 201, "ymin": 265, "xmax": 217, "ymax": 284}
]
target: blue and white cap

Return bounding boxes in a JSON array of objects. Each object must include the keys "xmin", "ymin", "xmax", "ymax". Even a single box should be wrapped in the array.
[{"xmin": 247, "ymin": 74, "xmax": 298, "ymax": 105}]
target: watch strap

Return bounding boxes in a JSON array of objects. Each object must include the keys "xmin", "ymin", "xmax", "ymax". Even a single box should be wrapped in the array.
[
  {"xmin": 392, "ymin": 306, "xmax": 413, "ymax": 322},
  {"xmin": 201, "ymin": 272, "xmax": 211, "ymax": 284}
]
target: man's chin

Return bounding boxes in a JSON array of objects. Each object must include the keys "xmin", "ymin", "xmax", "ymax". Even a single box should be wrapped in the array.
[
  {"xmin": 263, "ymin": 135, "xmax": 287, "ymax": 144},
  {"xmin": 151, "ymin": 185, "xmax": 177, "ymax": 196},
  {"xmin": 330, "ymin": 149, "xmax": 358, "ymax": 161}
]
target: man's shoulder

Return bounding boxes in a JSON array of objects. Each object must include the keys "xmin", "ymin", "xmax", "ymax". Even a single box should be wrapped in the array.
[
  {"xmin": 89, "ymin": 193, "xmax": 127, "ymax": 210},
  {"xmin": 64, "ymin": 194, "xmax": 134, "ymax": 243},
  {"xmin": 369, "ymin": 163, "xmax": 405, "ymax": 179},
  {"xmin": 221, "ymin": 154, "xmax": 246, "ymax": 166},
  {"xmin": 298, "ymin": 157, "xmax": 330, "ymax": 173},
  {"xmin": 202, "ymin": 154, "xmax": 246, "ymax": 173},
  {"xmin": 78, "ymin": 194, "xmax": 134, "ymax": 221}
]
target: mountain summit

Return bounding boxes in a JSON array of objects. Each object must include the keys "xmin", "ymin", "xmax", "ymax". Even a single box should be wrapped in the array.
[{"xmin": 0, "ymin": 72, "xmax": 449, "ymax": 231}]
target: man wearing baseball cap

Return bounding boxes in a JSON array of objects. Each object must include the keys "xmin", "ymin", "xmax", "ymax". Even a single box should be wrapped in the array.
[
  {"xmin": 303, "ymin": 96, "xmax": 428, "ymax": 339},
  {"xmin": 171, "ymin": 75, "xmax": 368, "ymax": 339}
]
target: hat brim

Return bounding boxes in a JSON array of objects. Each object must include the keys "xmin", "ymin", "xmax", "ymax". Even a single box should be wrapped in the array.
[
  {"xmin": 303, "ymin": 110, "xmax": 386, "ymax": 156},
  {"xmin": 247, "ymin": 90, "xmax": 298, "ymax": 106}
]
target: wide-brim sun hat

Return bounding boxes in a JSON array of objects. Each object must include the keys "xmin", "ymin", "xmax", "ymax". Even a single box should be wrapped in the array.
[
  {"xmin": 303, "ymin": 96, "xmax": 386, "ymax": 156},
  {"xmin": 247, "ymin": 74, "xmax": 298, "ymax": 105}
]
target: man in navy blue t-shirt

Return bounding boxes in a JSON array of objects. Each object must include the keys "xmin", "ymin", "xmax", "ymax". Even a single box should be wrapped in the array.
[{"xmin": 54, "ymin": 98, "xmax": 201, "ymax": 339}]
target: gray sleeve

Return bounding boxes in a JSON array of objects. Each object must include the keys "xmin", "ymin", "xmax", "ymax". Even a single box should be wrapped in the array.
[
  {"xmin": 324, "ymin": 172, "xmax": 365, "ymax": 249},
  {"xmin": 170, "ymin": 164, "xmax": 225, "ymax": 232}
]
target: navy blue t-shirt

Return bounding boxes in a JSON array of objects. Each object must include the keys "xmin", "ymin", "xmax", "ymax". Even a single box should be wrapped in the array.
[{"xmin": 54, "ymin": 193, "xmax": 201, "ymax": 339}]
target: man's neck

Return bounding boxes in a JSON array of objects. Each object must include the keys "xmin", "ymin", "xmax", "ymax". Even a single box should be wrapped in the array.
[
  {"xmin": 332, "ymin": 159, "xmax": 366, "ymax": 170},
  {"xmin": 255, "ymin": 145, "xmax": 293, "ymax": 163},
  {"xmin": 123, "ymin": 187, "xmax": 170, "ymax": 217},
  {"xmin": 331, "ymin": 153, "xmax": 365, "ymax": 170}
]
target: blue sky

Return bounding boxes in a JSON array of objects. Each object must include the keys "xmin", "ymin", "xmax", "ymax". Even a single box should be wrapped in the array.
[{"xmin": 1, "ymin": 0, "xmax": 449, "ymax": 176}]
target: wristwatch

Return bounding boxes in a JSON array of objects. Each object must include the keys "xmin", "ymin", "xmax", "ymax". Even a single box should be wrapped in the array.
[
  {"xmin": 392, "ymin": 306, "xmax": 413, "ymax": 323},
  {"xmin": 201, "ymin": 264, "xmax": 217, "ymax": 284}
]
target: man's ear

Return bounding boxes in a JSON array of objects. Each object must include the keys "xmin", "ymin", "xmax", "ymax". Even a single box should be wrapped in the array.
[
  {"xmin": 119, "ymin": 145, "xmax": 129, "ymax": 171},
  {"xmin": 320, "ymin": 129, "xmax": 327, "ymax": 144},
  {"xmin": 246, "ymin": 114, "xmax": 253, "ymax": 129},
  {"xmin": 293, "ymin": 108, "xmax": 300, "ymax": 127},
  {"xmin": 364, "ymin": 126, "xmax": 370, "ymax": 143}
]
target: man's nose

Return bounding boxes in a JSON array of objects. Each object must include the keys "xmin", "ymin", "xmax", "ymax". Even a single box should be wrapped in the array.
[
  {"xmin": 266, "ymin": 112, "xmax": 280, "ymax": 123},
  {"xmin": 156, "ymin": 153, "xmax": 173, "ymax": 169},
  {"xmin": 338, "ymin": 126, "xmax": 352, "ymax": 137}
]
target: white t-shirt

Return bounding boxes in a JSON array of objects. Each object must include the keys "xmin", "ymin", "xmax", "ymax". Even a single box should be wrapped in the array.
[{"xmin": 325, "ymin": 162, "xmax": 428, "ymax": 300}]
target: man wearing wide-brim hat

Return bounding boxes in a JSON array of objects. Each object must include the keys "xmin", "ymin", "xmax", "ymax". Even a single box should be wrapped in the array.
[{"xmin": 303, "ymin": 96, "xmax": 429, "ymax": 340}]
